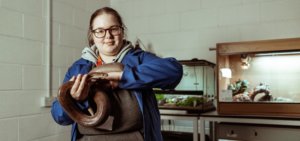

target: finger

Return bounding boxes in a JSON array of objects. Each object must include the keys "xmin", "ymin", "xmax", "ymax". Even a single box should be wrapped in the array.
[
  {"xmin": 69, "ymin": 76, "xmax": 75, "ymax": 81},
  {"xmin": 70, "ymin": 74, "xmax": 81, "ymax": 95},
  {"xmin": 77, "ymin": 74, "xmax": 88, "ymax": 93}
]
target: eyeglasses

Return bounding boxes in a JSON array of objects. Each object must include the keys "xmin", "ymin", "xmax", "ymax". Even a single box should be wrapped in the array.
[{"xmin": 91, "ymin": 25, "xmax": 123, "ymax": 38}]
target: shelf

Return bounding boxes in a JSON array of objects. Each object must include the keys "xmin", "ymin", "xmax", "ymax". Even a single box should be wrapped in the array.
[{"xmin": 179, "ymin": 59, "xmax": 215, "ymax": 68}]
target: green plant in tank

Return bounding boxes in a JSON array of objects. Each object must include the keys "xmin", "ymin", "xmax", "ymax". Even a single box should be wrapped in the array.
[
  {"xmin": 155, "ymin": 94, "xmax": 165, "ymax": 101},
  {"xmin": 176, "ymin": 97, "xmax": 205, "ymax": 107},
  {"xmin": 228, "ymin": 79, "xmax": 249, "ymax": 96}
]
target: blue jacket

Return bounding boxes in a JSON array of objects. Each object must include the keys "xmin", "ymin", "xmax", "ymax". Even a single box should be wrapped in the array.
[{"xmin": 51, "ymin": 48, "xmax": 183, "ymax": 141}]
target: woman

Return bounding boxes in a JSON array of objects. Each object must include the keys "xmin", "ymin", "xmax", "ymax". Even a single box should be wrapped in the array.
[{"xmin": 51, "ymin": 7, "xmax": 183, "ymax": 141}]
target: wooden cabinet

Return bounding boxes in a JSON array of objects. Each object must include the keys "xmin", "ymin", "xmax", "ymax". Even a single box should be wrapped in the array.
[{"xmin": 216, "ymin": 123, "xmax": 300, "ymax": 141}]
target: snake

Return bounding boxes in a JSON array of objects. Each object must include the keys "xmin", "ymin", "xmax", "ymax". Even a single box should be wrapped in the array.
[{"xmin": 57, "ymin": 63, "xmax": 124, "ymax": 128}]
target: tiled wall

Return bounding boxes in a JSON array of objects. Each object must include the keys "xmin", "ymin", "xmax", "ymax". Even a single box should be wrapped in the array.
[
  {"xmin": 0, "ymin": 0, "xmax": 109, "ymax": 141},
  {"xmin": 111, "ymin": 0, "xmax": 300, "ymax": 63}
]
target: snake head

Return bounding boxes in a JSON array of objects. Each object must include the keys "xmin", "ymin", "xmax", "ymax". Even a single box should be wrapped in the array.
[
  {"xmin": 88, "ymin": 72, "xmax": 108, "ymax": 82},
  {"xmin": 89, "ymin": 63, "xmax": 124, "ymax": 74}
]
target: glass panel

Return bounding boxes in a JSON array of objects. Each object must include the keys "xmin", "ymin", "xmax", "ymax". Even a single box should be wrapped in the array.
[
  {"xmin": 219, "ymin": 52, "xmax": 300, "ymax": 103},
  {"xmin": 175, "ymin": 65, "xmax": 197, "ymax": 90}
]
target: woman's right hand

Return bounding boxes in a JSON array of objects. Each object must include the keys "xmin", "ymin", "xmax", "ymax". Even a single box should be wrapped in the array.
[{"xmin": 69, "ymin": 74, "xmax": 89, "ymax": 100}]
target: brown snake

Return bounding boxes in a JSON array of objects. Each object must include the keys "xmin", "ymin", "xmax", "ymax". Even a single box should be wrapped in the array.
[{"xmin": 57, "ymin": 63, "xmax": 124, "ymax": 128}]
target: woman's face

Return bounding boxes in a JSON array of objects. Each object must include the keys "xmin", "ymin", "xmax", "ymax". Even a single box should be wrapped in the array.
[{"xmin": 92, "ymin": 13, "xmax": 124, "ymax": 56}]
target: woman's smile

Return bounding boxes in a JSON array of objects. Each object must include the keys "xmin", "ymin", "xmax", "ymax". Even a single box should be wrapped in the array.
[{"xmin": 105, "ymin": 41, "xmax": 115, "ymax": 46}]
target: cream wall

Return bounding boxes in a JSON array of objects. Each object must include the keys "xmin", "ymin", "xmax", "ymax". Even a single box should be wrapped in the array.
[
  {"xmin": 111, "ymin": 0, "xmax": 300, "ymax": 63},
  {"xmin": 0, "ymin": 0, "xmax": 109, "ymax": 141},
  {"xmin": 1, "ymin": 0, "xmax": 300, "ymax": 141}
]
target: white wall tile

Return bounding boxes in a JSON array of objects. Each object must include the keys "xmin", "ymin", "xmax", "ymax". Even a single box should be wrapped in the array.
[
  {"xmin": 59, "ymin": 67, "xmax": 69, "ymax": 84},
  {"xmin": 242, "ymin": 0, "xmax": 260, "ymax": 5},
  {"xmin": 0, "ymin": 91, "xmax": 19, "ymax": 118},
  {"xmin": 31, "ymin": 133, "xmax": 70, "ymax": 141},
  {"xmin": 0, "ymin": 8, "xmax": 23, "ymax": 37},
  {"xmin": 72, "ymin": 48, "xmax": 84, "ymax": 64},
  {"xmin": 201, "ymin": 0, "xmax": 219, "ymax": 8},
  {"xmin": 0, "ymin": 64, "xmax": 22, "ymax": 90},
  {"xmin": 240, "ymin": 19, "xmax": 300, "ymax": 40},
  {"xmin": 73, "ymin": 8, "xmax": 90, "ymax": 30},
  {"xmin": 124, "ymin": 17, "xmax": 151, "ymax": 35},
  {"xmin": 0, "ymin": 36, "xmax": 43, "ymax": 65},
  {"xmin": 52, "ymin": 1, "xmax": 73, "ymax": 25},
  {"xmin": 52, "ymin": 44, "xmax": 71, "ymax": 67},
  {"xmin": 0, "ymin": 118, "xmax": 18, "ymax": 141},
  {"xmin": 201, "ymin": 0, "xmax": 242, "ymax": 8},
  {"xmin": 218, "ymin": 6, "xmax": 240, "ymax": 26},
  {"xmin": 216, "ymin": 26, "xmax": 241, "ymax": 43},
  {"xmin": 22, "ymin": 65, "xmax": 46, "ymax": 90},
  {"xmin": 51, "ymin": 67, "xmax": 60, "ymax": 90},
  {"xmin": 218, "ymin": 0, "xmax": 242, "ymax": 7},
  {"xmin": 166, "ymin": 0, "xmax": 201, "ymax": 13},
  {"xmin": 180, "ymin": 8, "xmax": 218, "ymax": 30},
  {"xmin": 261, "ymin": 0, "xmax": 300, "ymax": 22},
  {"xmin": 111, "ymin": 0, "xmax": 135, "ymax": 20},
  {"xmin": 86, "ymin": 0, "xmax": 110, "ymax": 13},
  {"xmin": 19, "ymin": 114, "xmax": 56, "ymax": 141},
  {"xmin": 52, "ymin": 22, "xmax": 60, "ymax": 44},
  {"xmin": 24, "ymin": 14, "xmax": 45, "ymax": 41},
  {"xmin": 148, "ymin": 14, "xmax": 180, "ymax": 33},
  {"xmin": 18, "ymin": 90, "xmax": 45, "ymax": 115},
  {"xmin": 55, "ymin": 0, "xmax": 86, "ymax": 10},
  {"xmin": 59, "ymin": 24, "xmax": 86, "ymax": 47},
  {"xmin": 132, "ymin": 0, "xmax": 166, "ymax": 18},
  {"xmin": 1, "ymin": 0, "xmax": 43, "ymax": 17},
  {"xmin": 237, "ymin": 3, "xmax": 260, "ymax": 25}
]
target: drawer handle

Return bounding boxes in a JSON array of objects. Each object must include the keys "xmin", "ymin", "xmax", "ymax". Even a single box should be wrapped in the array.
[{"xmin": 226, "ymin": 130, "xmax": 237, "ymax": 138}]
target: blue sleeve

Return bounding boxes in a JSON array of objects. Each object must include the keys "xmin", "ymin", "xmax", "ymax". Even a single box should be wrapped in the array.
[
  {"xmin": 51, "ymin": 99, "xmax": 74, "ymax": 125},
  {"xmin": 119, "ymin": 51, "xmax": 183, "ymax": 89},
  {"xmin": 51, "ymin": 66, "xmax": 74, "ymax": 125},
  {"xmin": 51, "ymin": 59, "xmax": 93, "ymax": 125}
]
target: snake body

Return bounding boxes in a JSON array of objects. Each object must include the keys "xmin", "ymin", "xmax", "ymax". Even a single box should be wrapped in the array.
[{"xmin": 57, "ymin": 63, "xmax": 124, "ymax": 127}]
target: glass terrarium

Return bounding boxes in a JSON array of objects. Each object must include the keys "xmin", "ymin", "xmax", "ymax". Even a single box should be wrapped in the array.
[
  {"xmin": 154, "ymin": 59, "xmax": 216, "ymax": 114},
  {"xmin": 217, "ymin": 38, "xmax": 300, "ymax": 117}
]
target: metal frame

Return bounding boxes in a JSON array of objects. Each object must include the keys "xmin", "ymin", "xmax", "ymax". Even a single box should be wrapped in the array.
[{"xmin": 161, "ymin": 115, "xmax": 199, "ymax": 141}]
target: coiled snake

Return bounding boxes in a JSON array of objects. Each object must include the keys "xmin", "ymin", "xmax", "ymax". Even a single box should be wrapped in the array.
[{"xmin": 57, "ymin": 63, "xmax": 124, "ymax": 128}]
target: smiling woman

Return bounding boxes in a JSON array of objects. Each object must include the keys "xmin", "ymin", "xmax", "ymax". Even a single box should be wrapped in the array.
[{"xmin": 51, "ymin": 6, "xmax": 183, "ymax": 141}]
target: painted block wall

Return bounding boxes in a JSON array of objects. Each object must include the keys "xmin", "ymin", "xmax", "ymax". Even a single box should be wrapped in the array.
[
  {"xmin": 0, "ymin": 0, "xmax": 109, "ymax": 141},
  {"xmin": 111, "ymin": 0, "xmax": 300, "ymax": 63}
]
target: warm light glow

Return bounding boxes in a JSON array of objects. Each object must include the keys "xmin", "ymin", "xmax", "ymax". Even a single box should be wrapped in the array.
[
  {"xmin": 220, "ymin": 68, "xmax": 232, "ymax": 78},
  {"xmin": 255, "ymin": 51, "xmax": 300, "ymax": 57}
]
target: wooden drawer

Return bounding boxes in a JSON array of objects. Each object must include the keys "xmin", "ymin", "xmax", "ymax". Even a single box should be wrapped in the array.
[{"xmin": 216, "ymin": 123, "xmax": 300, "ymax": 141}]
